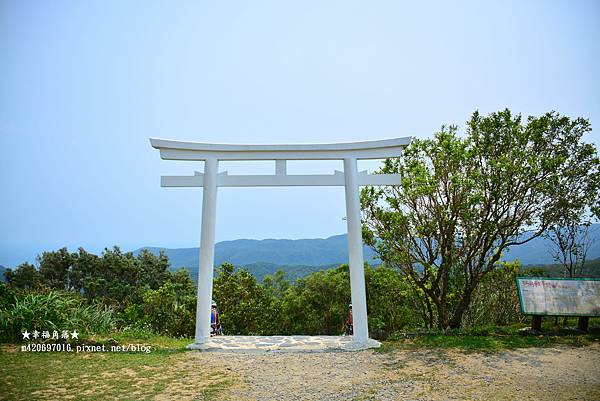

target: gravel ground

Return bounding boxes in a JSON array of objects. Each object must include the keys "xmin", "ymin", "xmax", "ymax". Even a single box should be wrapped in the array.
[{"xmin": 189, "ymin": 343, "xmax": 600, "ymax": 401}]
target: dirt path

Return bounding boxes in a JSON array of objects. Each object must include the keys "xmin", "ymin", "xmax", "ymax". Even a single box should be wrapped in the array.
[{"xmin": 188, "ymin": 344, "xmax": 600, "ymax": 401}]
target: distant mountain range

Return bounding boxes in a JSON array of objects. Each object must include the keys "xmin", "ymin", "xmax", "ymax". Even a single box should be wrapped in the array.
[
  {"xmin": 4, "ymin": 226, "xmax": 599, "ymax": 283},
  {"xmin": 138, "ymin": 235, "xmax": 380, "ymax": 268},
  {"xmin": 502, "ymin": 226, "xmax": 600, "ymax": 265},
  {"xmin": 135, "ymin": 234, "xmax": 379, "ymax": 281},
  {"xmin": 229, "ymin": 262, "xmax": 339, "ymax": 282},
  {"xmin": 0, "ymin": 265, "xmax": 6, "ymax": 282},
  {"xmin": 135, "ymin": 226, "xmax": 600, "ymax": 280}
]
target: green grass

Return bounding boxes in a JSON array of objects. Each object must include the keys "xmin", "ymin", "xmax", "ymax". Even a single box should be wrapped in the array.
[
  {"xmin": 90, "ymin": 329, "xmax": 193, "ymax": 350},
  {"xmin": 0, "ymin": 333, "xmax": 233, "ymax": 401},
  {"xmin": 3, "ymin": 321, "xmax": 599, "ymax": 399},
  {"xmin": 379, "ymin": 319, "xmax": 600, "ymax": 353}
]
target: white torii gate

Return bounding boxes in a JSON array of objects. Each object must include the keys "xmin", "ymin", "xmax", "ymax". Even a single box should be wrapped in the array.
[{"xmin": 150, "ymin": 137, "xmax": 410, "ymax": 349}]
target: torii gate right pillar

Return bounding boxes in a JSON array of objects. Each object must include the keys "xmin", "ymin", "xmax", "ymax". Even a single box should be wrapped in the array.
[{"xmin": 343, "ymin": 157, "xmax": 369, "ymax": 344}]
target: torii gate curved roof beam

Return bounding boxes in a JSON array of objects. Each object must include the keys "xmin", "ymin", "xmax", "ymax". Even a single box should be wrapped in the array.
[{"xmin": 149, "ymin": 137, "xmax": 411, "ymax": 161}]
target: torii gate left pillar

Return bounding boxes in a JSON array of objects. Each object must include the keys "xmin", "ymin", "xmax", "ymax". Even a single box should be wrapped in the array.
[
  {"xmin": 150, "ymin": 137, "xmax": 410, "ymax": 350},
  {"xmin": 195, "ymin": 157, "xmax": 218, "ymax": 342}
]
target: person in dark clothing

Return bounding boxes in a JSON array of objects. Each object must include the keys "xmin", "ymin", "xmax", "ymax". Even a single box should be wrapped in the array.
[{"xmin": 343, "ymin": 304, "xmax": 353, "ymax": 336}]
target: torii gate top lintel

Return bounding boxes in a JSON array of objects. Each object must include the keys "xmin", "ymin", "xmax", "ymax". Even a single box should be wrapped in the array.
[{"xmin": 149, "ymin": 137, "xmax": 411, "ymax": 161}]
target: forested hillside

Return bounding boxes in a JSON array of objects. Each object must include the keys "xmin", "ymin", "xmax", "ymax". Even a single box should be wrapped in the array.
[
  {"xmin": 522, "ymin": 258, "xmax": 600, "ymax": 278},
  {"xmin": 133, "ymin": 225, "xmax": 600, "ymax": 280},
  {"xmin": 135, "ymin": 234, "xmax": 380, "ymax": 269}
]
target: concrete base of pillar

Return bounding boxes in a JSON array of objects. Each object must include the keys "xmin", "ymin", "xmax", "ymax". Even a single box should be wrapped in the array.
[
  {"xmin": 184, "ymin": 335, "xmax": 380, "ymax": 352},
  {"xmin": 186, "ymin": 341, "xmax": 209, "ymax": 350},
  {"xmin": 342, "ymin": 338, "xmax": 381, "ymax": 351}
]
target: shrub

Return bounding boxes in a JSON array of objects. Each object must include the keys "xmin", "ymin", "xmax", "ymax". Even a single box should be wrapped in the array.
[
  {"xmin": 0, "ymin": 291, "xmax": 115, "ymax": 342},
  {"xmin": 213, "ymin": 263, "xmax": 275, "ymax": 335},
  {"xmin": 366, "ymin": 265, "xmax": 422, "ymax": 339},
  {"xmin": 141, "ymin": 282, "xmax": 196, "ymax": 337},
  {"xmin": 462, "ymin": 261, "xmax": 523, "ymax": 327}
]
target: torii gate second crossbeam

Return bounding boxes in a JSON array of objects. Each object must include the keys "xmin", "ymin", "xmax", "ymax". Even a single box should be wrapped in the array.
[{"xmin": 150, "ymin": 137, "xmax": 411, "ymax": 350}]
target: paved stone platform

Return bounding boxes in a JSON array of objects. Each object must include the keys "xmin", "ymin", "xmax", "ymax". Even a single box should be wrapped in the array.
[{"xmin": 186, "ymin": 335, "xmax": 381, "ymax": 352}]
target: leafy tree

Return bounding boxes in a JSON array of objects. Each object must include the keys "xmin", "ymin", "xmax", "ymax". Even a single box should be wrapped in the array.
[
  {"xmin": 6, "ymin": 246, "xmax": 175, "ymax": 311},
  {"xmin": 212, "ymin": 263, "xmax": 275, "ymax": 335},
  {"xmin": 263, "ymin": 269, "xmax": 290, "ymax": 300},
  {"xmin": 82, "ymin": 247, "xmax": 141, "ymax": 304},
  {"xmin": 279, "ymin": 265, "xmax": 351, "ymax": 335},
  {"xmin": 137, "ymin": 249, "xmax": 171, "ymax": 290},
  {"xmin": 4, "ymin": 263, "xmax": 42, "ymax": 290},
  {"xmin": 82, "ymin": 247, "xmax": 170, "ymax": 305},
  {"xmin": 142, "ymin": 278, "xmax": 196, "ymax": 336},
  {"xmin": 38, "ymin": 248, "xmax": 76, "ymax": 291},
  {"xmin": 361, "ymin": 110, "xmax": 600, "ymax": 329},
  {"xmin": 463, "ymin": 261, "xmax": 522, "ymax": 327},
  {"xmin": 261, "ymin": 269, "xmax": 290, "ymax": 332},
  {"xmin": 520, "ymin": 267, "xmax": 550, "ymax": 277},
  {"xmin": 365, "ymin": 265, "xmax": 419, "ymax": 338},
  {"xmin": 546, "ymin": 221, "xmax": 596, "ymax": 278},
  {"xmin": 168, "ymin": 267, "xmax": 196, "ymax": 290},
  {"xmin": 0, "ymin": 283, "xmax": 16, "ymax": 311},
  {"xmin": 70, "ymin": 248, "xmax": 100, "ymax": 293}
]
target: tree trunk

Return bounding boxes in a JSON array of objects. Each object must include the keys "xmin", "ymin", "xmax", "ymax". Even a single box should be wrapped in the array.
[
  {"xmin": 448, "ymin": 305, "xmax": 465, "ymax": 329},
  {"xmin": 425, "ymin": 297, "xmax": 434, "ymax": 329},
  {"xmin": 448, "ymin": 284, "xmax": 476, "ymax": 329},
  {"xmin": 434, "ymin": 299, "xmax": 449, "ymax": 330}
]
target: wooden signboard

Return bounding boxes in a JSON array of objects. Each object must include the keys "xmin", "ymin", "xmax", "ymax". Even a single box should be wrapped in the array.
[{"xmin": 516, "ymin": 277, "xmax": 600, "ymax": 317}]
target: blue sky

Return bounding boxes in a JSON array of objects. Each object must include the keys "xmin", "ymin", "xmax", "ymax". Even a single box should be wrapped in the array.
[{"xmin": 1, "ymin": 0, "xmax": 599, "ymax": 267}]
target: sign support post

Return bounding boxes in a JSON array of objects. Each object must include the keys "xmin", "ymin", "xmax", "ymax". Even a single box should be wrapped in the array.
[
  {"xmin": 531, "ymin": 315, "xmax": 542, "ymax": 331},
  {"xmin": 577, "ymin": 317, "xmax": 589, "ymax": 332}
]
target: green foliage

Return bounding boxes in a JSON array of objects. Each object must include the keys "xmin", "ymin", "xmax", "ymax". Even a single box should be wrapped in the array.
[
  {"xmin": 114, "ymin": 268, "xmax": 197, "ymax": 337},
  {"xmin": 211, "ymin": 263, "xmax": 422, "ymax": 338},
  {"xmin": 463, "ymin": 261, "xmax": 523, "ymax": 327},
  {"xmin": 0, "ymin": 282, "xmax": 16, "ymax": 308},
  {"xmin": 141, "ymin": 282, "xmax": 196, "ymax": 337},
  {"xmin": 278, "ymin": 265, "xmax": 351, "ymax": 335},
  {"xmin": 384, "ymin": 318, "xmax": 600, "ymax": 352},
  {"xmin": 521, "ymin": 257, "xmax": 600, "ymax": 278},
  {"xmin": 213, "ymin": 263, "xmax": 275, "ymax": 335},
  {"xmin": 5, "ymin": 247, "xmax": 172, "ymax": 311},
  {"xmin": 361, "ymin": 109, "xmax": 600, "ymax": 329},
  {"xmin": 366, "ymin": 265, "xmax": 421, "ymax": 338},
  {"xmin": 237, "ymin": 262, "xmax": 337, "ymax": 282},
  {"xmin": 520, "ymin": 267, "xmax": 551, "ymax": 277},
  {"xmin": 0, "ymin": 256, "xmax": 582, "ymax": 342},
  {"xmin": 38, "ymin": 248, "xmax": 77, "ymax": 290},
  {"xmin": 0, "ymin": 290, "xmax": 115, "ymax": 342},
  {"xmin": 4, "ymin": 263, "xmax": 43, "ymax": 290}
]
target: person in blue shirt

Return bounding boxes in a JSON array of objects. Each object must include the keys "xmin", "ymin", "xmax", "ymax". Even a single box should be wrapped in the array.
[{"xmin": 210, "ymin": 300, "xmax": 222, "ymax": 336}]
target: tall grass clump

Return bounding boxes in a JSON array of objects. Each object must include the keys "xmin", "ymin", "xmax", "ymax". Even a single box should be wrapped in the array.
[{"xmin": 0, "ymin": 290, "xmax": 116, "ymax": 342}]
